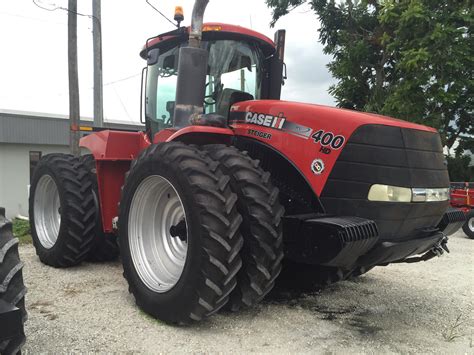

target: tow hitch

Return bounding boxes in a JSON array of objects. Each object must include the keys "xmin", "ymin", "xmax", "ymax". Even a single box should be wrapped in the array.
[{"xmin": 395, "ymin": 235, "xmax": 450, "ymax": 264}]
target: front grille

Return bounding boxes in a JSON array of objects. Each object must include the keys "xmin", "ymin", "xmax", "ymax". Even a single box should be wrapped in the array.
[{"xmin": 320, "ymin": 124, "xmax": 450, "ymax": 241}]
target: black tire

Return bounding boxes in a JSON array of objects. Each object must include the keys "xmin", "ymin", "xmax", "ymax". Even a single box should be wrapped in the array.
[
  {"xmin": 0, "ymin": 208, "xmax": 27, "ymax": 355},
  {"xmin": 29, "ymin": 154, "xmax": 96, "ymax": 267},
  {"xmin": 80, "ymin": 155, "xmax": 119, "ymax": 261},
  {"xmin": 203, "ymin": 145, "xmax": 284, "ymax": 311},
  {"xmin": 119, "ymin": 142, "xmax": 243, "ymax": 324},
  {"xmin": 462, "ymin": 210, "xmax": 474, "ymax": 239}
]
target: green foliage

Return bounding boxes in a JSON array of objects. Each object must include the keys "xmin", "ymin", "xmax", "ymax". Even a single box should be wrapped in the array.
[
  {"xmin": 446, "ymin": 155, "xmax": 473, "ymax": 182},
  {"xmin": 12, "ymin": 219, "xmax": 32, "ymax": 245},
  {"xmin": 266, "ymin": 0, "xmax": 473, "ymax": 172}
]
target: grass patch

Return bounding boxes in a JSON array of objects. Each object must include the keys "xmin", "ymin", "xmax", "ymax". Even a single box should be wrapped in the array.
[
  {"xmin": 12, "ymin": 218, "xmax": 32, "ymax": 245},
  {"xmin": 442, "ymin": 314, "xmax": 465, "ymax": 342}
]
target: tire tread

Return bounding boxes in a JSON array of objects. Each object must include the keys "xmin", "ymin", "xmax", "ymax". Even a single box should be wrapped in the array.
[
  {"xmin": 204, "ymin": 145, "xmax": 285, "ymax": 311},
  {"xmin": 29, "ymin": 154, "xmax": 97, "ymax": 267},
  {"xmin": 0, "ymin": 210, "xmax": 27, "ymax": 354},
  {"xmin": 119, "ymin": 142, "xmax": 244, "ymax": 324}
]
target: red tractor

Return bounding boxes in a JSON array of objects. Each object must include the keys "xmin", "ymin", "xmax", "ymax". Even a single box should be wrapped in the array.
[
  {"xmin": 450, "ymin": 182, "xmax": 474, "ymax": 238},
  {"xmin": 28, "ymin": 1, "xmax": 465, "ymax": 324}
]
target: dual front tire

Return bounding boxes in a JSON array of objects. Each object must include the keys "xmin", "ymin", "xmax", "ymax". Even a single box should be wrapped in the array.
[
  {"xmin": 119, "ymin": 143, "xmax": 284, "ymax": 323},
  {"xmin": 119, "ymin": 143, "xmax": 244, "ymax": 323}
]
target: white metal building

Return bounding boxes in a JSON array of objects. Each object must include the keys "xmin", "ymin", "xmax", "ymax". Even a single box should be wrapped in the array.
[{"xmin": 0, "ymin": 110, "xmax": 143, "ymax": 219}]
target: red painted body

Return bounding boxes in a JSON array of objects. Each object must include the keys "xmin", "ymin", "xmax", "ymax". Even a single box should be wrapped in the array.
[
  {"xmin": 80, "ymin": 101, "xmax": 437, "ymax": 232},
  {"xmin": 154, "ymin": 126, "xmax": 234, "ymax": 144},
  {"xmin": 81, "ymin": 23, "xmax": 441, "ymax": 233},
  {"xmin": 80, "ymin": 131, "xmax": 150, "ymax": 232}
]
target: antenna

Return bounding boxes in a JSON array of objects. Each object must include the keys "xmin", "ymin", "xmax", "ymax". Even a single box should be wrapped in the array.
[{"xmin": 146, "ymin": 0, "xmax": 178, "ymax": 28}]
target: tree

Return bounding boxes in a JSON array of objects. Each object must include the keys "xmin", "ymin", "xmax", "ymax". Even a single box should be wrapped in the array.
[{"xmin": 266, "ymin": 0, "xmax": 473, "ymax": 179}]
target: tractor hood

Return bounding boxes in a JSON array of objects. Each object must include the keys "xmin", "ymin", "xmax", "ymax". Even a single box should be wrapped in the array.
[{"xmin": 229, "ymin": 99, "xmax": 445, "ymax": 198}]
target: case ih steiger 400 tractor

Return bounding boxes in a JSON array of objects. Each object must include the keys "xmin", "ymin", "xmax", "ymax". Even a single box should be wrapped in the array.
[{"xmin": 29, "ymin": 0, "xmax": 465, "ymax": 324}]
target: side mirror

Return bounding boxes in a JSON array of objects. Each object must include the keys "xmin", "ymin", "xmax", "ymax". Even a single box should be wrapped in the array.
[{"xmin": 147, "ymin": 48, "xmax": 160, "ymax": 66}]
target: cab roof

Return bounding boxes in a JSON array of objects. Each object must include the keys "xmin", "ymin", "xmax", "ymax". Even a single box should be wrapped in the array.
[{"xmin": 140, "ymin": 22, "xmax": 276, "ymax": 59}]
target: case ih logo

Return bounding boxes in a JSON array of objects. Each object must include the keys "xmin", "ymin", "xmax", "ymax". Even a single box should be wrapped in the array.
[
  {"xmin": 311, "ymin": 159, "xmax": 325, "ymax": 175},
  {"xmin": 245, "ymin": 112, "xmax": 286, "ymax": 129},
  {"xmin": 229, "ymin": 111, "xmax": 313, "ymax": 139}
]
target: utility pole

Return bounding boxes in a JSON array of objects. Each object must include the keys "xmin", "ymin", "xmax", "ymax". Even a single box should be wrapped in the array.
[
  {"xmin": 92, "ymin": 0, "xmax": 103, "ymax": 127},
  {"xmin": 68, "ymin": 0, "xmax": 80, "ymax": 156}
]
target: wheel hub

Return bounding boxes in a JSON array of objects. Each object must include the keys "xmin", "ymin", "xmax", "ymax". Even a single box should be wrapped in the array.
[
  {"xmin": 169, "ymin": 220, "xmax": 187, "ymax": 241},
  {"xmin": 33, "ymin": 175, "xmax": 61, "ymax": 249},
  {"xmin": 128, "ymin": 175, "xmax": 188, "ymax": 293}
]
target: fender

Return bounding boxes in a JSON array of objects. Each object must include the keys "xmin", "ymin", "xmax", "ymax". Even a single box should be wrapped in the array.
[
  {"xmin": 80, "ymin": 130, "xmax": 151, "ymax": 232},
  {"xmin": 80, "ymin": 130, "xmax": 151, "ymax": 161},
  {"xmin": 154, "ymin": 125, "xmax": 234, "ymax": 144}
]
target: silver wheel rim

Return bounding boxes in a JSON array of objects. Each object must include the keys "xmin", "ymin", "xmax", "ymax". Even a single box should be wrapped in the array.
[
  {"xmin": 129, "ymin": 175, "xmax": 188, "ymax": 293},
  {"xmin": 34, "ymin": 175, "xmax": 61, "ymax": 249},
  {"xmin": 469, "ymin": 217, "xmax": 474, "ymax": 232}
]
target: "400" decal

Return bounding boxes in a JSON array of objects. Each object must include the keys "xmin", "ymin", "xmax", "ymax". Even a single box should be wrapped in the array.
[{"xmin": 311, "ymin": 130, "xmax": 345, "ymax": 150}]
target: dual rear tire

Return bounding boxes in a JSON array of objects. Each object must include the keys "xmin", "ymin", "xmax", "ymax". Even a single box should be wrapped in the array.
[
  {"xmin": 29, "ymin": 154, "xmax": 120, "ymax": 266},
  {"xmin": 29, "ymin": 154, "xmax": 96, "ymax": 267}
]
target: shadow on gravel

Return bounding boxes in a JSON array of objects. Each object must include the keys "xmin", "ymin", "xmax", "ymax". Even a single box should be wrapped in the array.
[{"xmin": 263, "ymin": 271, "xmax": 383, "ymax": 337}]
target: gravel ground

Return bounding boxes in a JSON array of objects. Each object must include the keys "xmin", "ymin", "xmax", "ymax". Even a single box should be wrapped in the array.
[{"xmin": 21, "ymin": 230, "xmax": 473, "ymax": 353}]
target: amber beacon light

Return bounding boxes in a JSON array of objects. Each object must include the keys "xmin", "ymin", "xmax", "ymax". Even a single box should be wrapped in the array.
[{"xmin": 174, "ymin": 6, "xmax": 184, "ymax": 27}]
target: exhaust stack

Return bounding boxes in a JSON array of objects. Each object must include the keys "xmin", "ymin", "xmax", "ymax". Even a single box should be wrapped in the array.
[{"xmin": 173, "ymin": 0, "xmax": 210, "ymax": 128}]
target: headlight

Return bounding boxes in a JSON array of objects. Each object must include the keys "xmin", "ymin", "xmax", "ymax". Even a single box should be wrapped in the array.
[
  {"xmin": 368, "ymin": 185, "xmax": 449, "ymax": 203},
  {"xmin": 368, "ymin": 184, "xmax": 412, "ymax": 202}
]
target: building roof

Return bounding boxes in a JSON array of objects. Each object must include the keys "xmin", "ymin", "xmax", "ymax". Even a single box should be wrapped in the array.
[{"xmin": 0, "ymin": 110, "xmax": 144, "ymax": 146}]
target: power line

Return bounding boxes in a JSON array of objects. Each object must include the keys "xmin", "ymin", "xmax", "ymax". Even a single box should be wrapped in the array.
[
  {"xmin": 103, "ymin": 73, "xmax": 141, "ymax": 87},
  {"xmin": 112, "ymin": 86, "xmax": 133, "ymax": 121},
  {"xmin": 145, "ymin": 0, "xmax": 177, "ymax": 28},
  {"xmin": 0, "ymin": 11, "xmax": 66, "ymax": 25},
  {"xmin": 32, "ymin": 0, "xmax": 100, "ymax": 26}
]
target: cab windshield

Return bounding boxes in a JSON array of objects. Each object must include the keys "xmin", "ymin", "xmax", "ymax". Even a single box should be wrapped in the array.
[{"xmin": 146, "ymin": 40, "xmax": 263, "ymax": 133}]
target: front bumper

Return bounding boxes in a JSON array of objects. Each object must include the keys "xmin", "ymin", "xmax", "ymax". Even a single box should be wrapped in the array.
[
  {"xmin": 357, "ymin": 208, "xmax": 466, "ymax": 267},
  {"xmin": 356, "ymin": 232, "xmax": 446, "ymax": 267},
  {"xmin": 283, "ymin": 208, "xmax": 465, "ymax": 269}
]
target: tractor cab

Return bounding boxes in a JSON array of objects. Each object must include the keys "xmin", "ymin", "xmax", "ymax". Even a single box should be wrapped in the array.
[{"xmin": 140, "ymin": 24, "xmax": 285, "ymax": 138}]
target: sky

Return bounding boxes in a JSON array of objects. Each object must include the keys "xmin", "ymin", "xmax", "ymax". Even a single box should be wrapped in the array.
[{"xmin": 0, "ymin": 0, "xmax": 335, "ymax": 124}]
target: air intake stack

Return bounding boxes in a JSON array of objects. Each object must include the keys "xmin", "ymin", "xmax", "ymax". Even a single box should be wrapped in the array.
[{"xmin": 173, "ymin": 0, "xmax": 210, "ymax": 128}]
